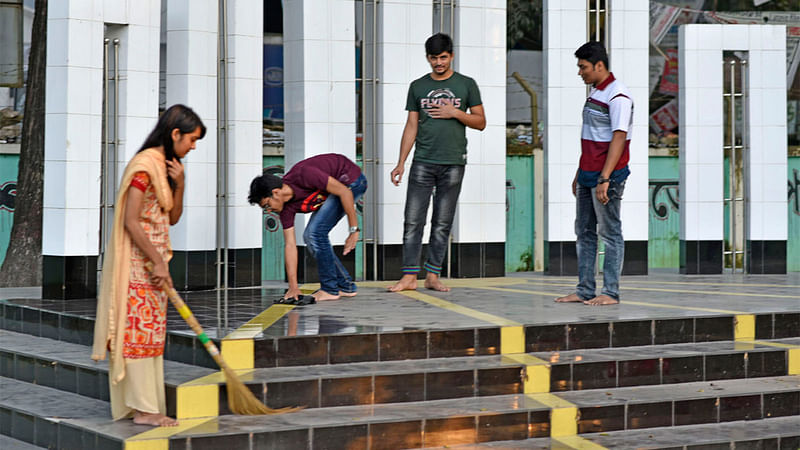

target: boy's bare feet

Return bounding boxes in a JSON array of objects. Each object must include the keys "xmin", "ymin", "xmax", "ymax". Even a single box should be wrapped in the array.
[
  {"xmin": 424, "ymin": 274, "xmax": 450, "ymax": 292},
  {"xmin": 388, "ymin": 274, "xmax": 418, "ymax": 292},
  {"xmin": 339, "ymin": 291, "xmax": 358, "ymax": 298},
  {"xmin": 312, "ymin": 290, "xmax": 341, "ymax": 301},
  {"xmin": 133, "ymin": 411, "xmax": 178, "ymax": 427},
  {"xmin": 555, "ymin": 293, "xmax": 583, "ymax": 303},
  {"xmin": 584, "ymin": 295, "xmax": 619, "ymax": 306}
]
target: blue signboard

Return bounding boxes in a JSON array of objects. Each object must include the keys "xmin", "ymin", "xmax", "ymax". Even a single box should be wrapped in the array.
[{"xmin": 263, "ymin": 44, "xmax": 283, "ymax": 120}]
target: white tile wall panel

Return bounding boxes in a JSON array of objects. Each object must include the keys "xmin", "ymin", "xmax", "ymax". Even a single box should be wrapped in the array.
[
  {"xmin": 748, "ymin": 87, "xmax": 763, "ymax": 128},
  {"xmin": 483, "ymin": 202, "xmax": 506, "ymax": 242},
  {"xmin": 762, "ymin": 88, "xmax": 787, "ymax": 127},
  {"xmin": 748, "ymin": 202, "xmax": 764, "ymax": 238},
  {"xmin": 696, "ymin": 202, "xmax": 723, "ymax": 240},
  {"xmin": 761, "ymin": 202, "xmax": 787, "ymax": 240},
  {"xmin": 722, "ymin": 24, "xmax": 749, "ymax": 50},
  {"xmin": 762, "ymin": 25, "xmax": 786, "ymax": 51}
]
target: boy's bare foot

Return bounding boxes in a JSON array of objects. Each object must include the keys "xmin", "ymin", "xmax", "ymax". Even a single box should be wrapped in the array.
[
  {"xmin": 388, "ymin": 274, "xmax": 418, "ymax": 292},
  {"xmin": 555, "ymin": 293, "xmax": 583, "ymax": 303},
  {"xmin": 133, "ymin": 411, "xmax": 178, "ymax": 427},
  {"xmin": 424, "ymin": 274, "xmax": 450, "ymax": 292},
  {"xmin": 339, "ymin": 291, "xmax": 358, "ymax": 297},
  {"xmin": 584, "ymin": 295, "xmax": 619, "ymax": 306},
  {"xmin": 312, "ymin": 290, "xmax": 341, "ymax": 301}
]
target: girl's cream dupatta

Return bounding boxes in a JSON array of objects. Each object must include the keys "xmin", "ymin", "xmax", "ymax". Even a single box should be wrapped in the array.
[{"xmin": 91, "ymin": 148, "xmax": 173, "ymax": 384}]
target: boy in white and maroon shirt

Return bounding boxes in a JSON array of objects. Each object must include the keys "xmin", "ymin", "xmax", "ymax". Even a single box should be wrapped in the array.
[{"xmin": 556, "ymin": 41, "xmax": 633, "ymax": 307}]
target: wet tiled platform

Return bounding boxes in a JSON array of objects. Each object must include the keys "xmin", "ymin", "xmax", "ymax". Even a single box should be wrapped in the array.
[{"xmin": 1, "ymin": 273, "xmax": 799, "ymax": 449}]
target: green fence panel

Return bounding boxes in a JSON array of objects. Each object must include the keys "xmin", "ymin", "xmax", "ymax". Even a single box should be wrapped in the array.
[
  {"xmin": 0, "ymin": 154, "xmax": 18, "ymax": 266},
  {"xmin": 789, "ymin": 156, "xmax": 800, "ymax": 272},
  {"xmin": 505, "ymin": 154, "xmax": 534, "ymax": 272},
  {"xmin": 648, "ymin": 156, "xmax": 680, "ymax": 268},
  {"xmin": 261, "ymin": 155, "xmax": 285, "ymax": 281}
]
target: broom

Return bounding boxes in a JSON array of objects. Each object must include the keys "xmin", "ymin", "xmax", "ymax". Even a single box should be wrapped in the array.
[{"xmin": 148, "ymin": 263, "xmax": 301, "ymax": 415}]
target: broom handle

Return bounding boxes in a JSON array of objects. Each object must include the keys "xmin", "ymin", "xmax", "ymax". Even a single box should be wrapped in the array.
[{"xmin": 145, "ymin": 263, "xmax": 230, "ymax": 371}]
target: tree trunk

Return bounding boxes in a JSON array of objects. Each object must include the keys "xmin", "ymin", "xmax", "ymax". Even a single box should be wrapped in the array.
[{"xmin": 0, "ymin": 0, "xmax": 46, "ymax": 287}]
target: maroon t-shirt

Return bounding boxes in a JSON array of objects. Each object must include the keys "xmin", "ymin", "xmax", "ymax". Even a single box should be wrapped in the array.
[{"xmin": 279, "ymin": 154, "xmax": 362, "ymax": 229}]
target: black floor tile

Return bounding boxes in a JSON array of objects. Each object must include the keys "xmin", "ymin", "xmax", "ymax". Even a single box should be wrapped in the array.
[
  {"xmin": 266, "ymin": 380, "xmax": 319, "ymax": 409},
  {"xmin": 369, "ymin": 421, "xmax": 422, "ymax": 450},
  {"xmin": 780, "ymin": 436, "xmax": 800, "ymax": 449},
  {"xmin": 426, "ymin": 370, "xmax": 475, "ymax": 400},
  {"xmin": 313, "ymin": 425, "xmax": 368, "ymax": 450},
  {"xmin": 568, "ymin": 322, "xmax": 610, "ymax": 349},
  {"xmin": 34, "ymin": 416, "xmax": 58, "ymax": 449},
  {"xmin": 276, "ymin": 336, "xmax": 328, "ymax": 366},
  {"xmin": 719, "ymin": 395, "xmax": 762, "ymax": 421},
  {"xmin": 77, "ymin": 367, "xmax": 101, "ymax": 399},
  {"xmin": 0, "ymin": 351, "xmax": 12, "ymax": 378},
  {"xmin": 705, "ymin": 353, "xmax": 745, "ymax": 381},
  {"xmin": 10, "ymin": 410, "xmax": 34, "ymax": 443},
  {"xmin": 4, "ymin": 304, "xmax": 22, "ymax": 332},
  {"xmin": 755, "ymin": 314, "xmax": 774, "ymax": 339},
  {"xmin": 578, "ymin": 405, "xmax": 624, "ymax": 433},
  {"xmin": 40, "ymin": 310, "xmax": 60, "ymax": 340},
  {"xmin": 618, "ymin": 359, "xmax": 660, "ymax": 387},
  {"xmin": 654, "ymin": 318, "xmax": 693, "ymax": 345},
  {"xmin": 424, "ymin": 416, "xmax": 477, "ymax": 447},
  {"xmin": 662, "ymin": 356, "xmax": 704, "ymax": 384},
  {"xmin": 748, "ymin": 351, "xmax": 787, "ymax": 378},
  {"xmin": 254, "ymin": 338, "xmax": 277, "ymax": 368},
  {"xmin": 95, "ymin": 435, "xmax": 123, "ymax": 450},
  {"xmin": 528, "ymin": 410, "xmax": 550, "ymax": 438},
  {"xmin": 477, "ymin": 367, "xmax": 522, "ymax": 396},
  {"xmin": 429, "ymin": 329, "xmax": 475, "ymax": 358},
  {"xmin": 22, "ymin": 306, "xmax": 40, "ymax": 336},
  {"xmin": 374, "ymin": 373, "xmax": 424, "ymax": 404},
  {"xmin": 252, "ymin": 429, "xmax": 309, "ymax": 450},
  {"xmin": 188, "ymin": 434, "xmax": 250, "ymax": 450},
  {"xmin": 695, "ymin": 316, "xmax": 734, "ymax": 342},
  {"xmin": 526, "ymin": 324, "xmax": 567, "ymax": 352},
  {"xmin": 0, "ymin": 408, "xmax": 10, "ymax": 435},
  {"xmin": 572, "ymin": 361, "xmax": 616, "ymax": 390},
  {"xmin": 550, "ymin": 364, "xmax": 572, "ymax": 392},
  {"xmin": 320, "ymin": 376, "xmax": 373, "ymax": 407},
  {"xmin": 773, "ymin": 313, "xmax": 800, "ymax": 339},
  {"xmin": 330, "ymin": 334, "xmax": 378, "ymax": 364},
  {"xmin": 763, "ymin": 391, "xmax": 800, "ymax": 418},
  {"xmin": 477, "ymin": 327, "xmax": 500, "ymax": 356},
  {"xmin": 675, "ymin": 398, "xmax": 718, "ymax": 425},
  {"xmin": 55, "ymin": 364, "xmax": 78, "ymax": 393},
  {"xmin": 626, "ymin": 402, "xmax": 672, "ymax": 429},
  {"xmin": 612, "ymin": 320, "xmax": 652, "ymax": 347},
  {"xmin": 15, "ymin": 355, "xmax": 34, "ymax": 383},
  {"xmin": 379, "ymin": 331, "xmax": 427, "ymax": 361},
  {"xmin": 477, "ymin": 412, "xmax": 528, "ymax": 443},
  {"xmin": 34, "ymin": 358, "xmax": 56, "ymax": 388}
]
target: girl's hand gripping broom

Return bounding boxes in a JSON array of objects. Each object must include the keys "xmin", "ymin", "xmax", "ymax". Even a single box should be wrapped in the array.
[{"xmin": 148, "ymin": 263, "xmax": 301, "ymax": 415}]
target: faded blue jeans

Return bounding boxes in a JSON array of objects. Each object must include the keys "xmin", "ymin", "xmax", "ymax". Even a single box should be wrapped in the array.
[
  {"xmin": 575, "ymin": 180, "xmax": 625, "ymax": 300},
  {"xmin": 303, "ymin": 173, "xmax": 367, "ymax": 295},
  {"xmin": 402, "ymin": 162, "xmax": 465, "ymax": 275}
]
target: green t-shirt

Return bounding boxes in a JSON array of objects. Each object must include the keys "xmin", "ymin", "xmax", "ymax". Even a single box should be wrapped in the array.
[{"xmin": 405, "ymin": 72, "xmax": 482, "ymax": 165}]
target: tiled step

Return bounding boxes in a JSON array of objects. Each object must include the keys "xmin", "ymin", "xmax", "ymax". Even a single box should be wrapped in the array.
[
  {"xmin": 0, "ymin": 434, "xmax": 46, "ymax": 450},
  {"xmin": 2, "ymin": 329, "xmax": 796, "ymax": 415},
  {"xmin": 4, "ymin": 299, "xmax": 799, "ymax": 369},
  {"xmin": 435, "ymin": 417, "xmax": 800, "ymax": 449},
  {"xmin": 0, "ymin": 330, "xmax": 215, "ymax": 403},
  {"xmin": 4, "ymin": 375, "xmax": 798, "ymax": 450}
]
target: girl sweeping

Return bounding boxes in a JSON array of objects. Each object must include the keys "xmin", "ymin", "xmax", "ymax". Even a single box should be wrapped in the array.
[{"xmin": 92, "ymin": 104, "xmax": 206, "ymax": 427}]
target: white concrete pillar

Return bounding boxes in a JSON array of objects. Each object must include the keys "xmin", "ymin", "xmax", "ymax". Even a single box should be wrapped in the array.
[
  {"xmin": 374, "ymin": 0, "xmax": 432, "ymax": 277},
  {"xmin": 283, "ymin": 0, "xmax": 356, "ymax": 279},
  {"xmin": 451, "ymin": 0, "xmax": 507, "ymax": 277},
  {"xmin": 679, "ymin": 24, "xmax": 787, "ymax": 273},
  {"xmin": 43, "ymin": 0, "xmax": 160, "ymax": 298},
  {"xmin": 165, "ymin": 0, "xmax": 218, "ymax": 288},
  {"xmin": 542, "ymin": 0, "xmax": 587, "ymax": 275}
]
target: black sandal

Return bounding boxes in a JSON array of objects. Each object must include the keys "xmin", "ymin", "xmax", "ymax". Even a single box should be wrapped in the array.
[{"xmin": 273, "ymin": 295, "xmax": 316, "ymax": 306}]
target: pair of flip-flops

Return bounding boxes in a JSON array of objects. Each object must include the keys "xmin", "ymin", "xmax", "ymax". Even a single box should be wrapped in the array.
[{"xmin": 273, "ymin": 295, "xmax": 316, "ymax": 305}]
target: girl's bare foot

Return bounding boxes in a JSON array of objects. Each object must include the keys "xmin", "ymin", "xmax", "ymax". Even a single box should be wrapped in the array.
[
  {"xmin": 424, "ymin": 274, "xmax": 450, "ymax": 292},
  {"xmin": 339, "ymin": 291, "xmax": 358, "ymax": 297},
  {"xmin": 133, "ymin": 411, "xmax": 178, "ymax": 427},
  {"xmin": 584, "ymin": 295, "xmax": 619, "ymax": 306},
  {"xmin": 388, "ymin": 274, "xmax": 418, "ymax": 292},
  {"xmin": 555, "ymin": 293, "xmax": 583, "ymax": 303},
  {"xmin": 312, "ymin": 290, "xmax": 341, "ymax": 301}
]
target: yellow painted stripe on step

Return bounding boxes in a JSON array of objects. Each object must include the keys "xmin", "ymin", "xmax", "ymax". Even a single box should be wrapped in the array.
[
  {"xmin": 553, "ymin": 435, "xmax": 608, "ymax": 449},
  {"xmin": 503, "ymin": 353, "xmax": 550, "ymax": 393},
  {"xmin": 176, "ymin": 383, "xmax": 219, "ymax": 419},
  {"xmin": 224, "ymin": 304, "xmax": 295, "ymax": 340},
  {"xmin": 398, "ymin": 290, "xmax": 521, "ymax": 327},
  {"xmin": 500, "ymin": 326, "xmax": 525, "ymax": 354},
  {"xmin": 621, "ymin": 300, "xmax": 746, "ymax": 315},
  {"xmin": 125, "ymin": 418, "xmax": 214, "ymax": 450},
  {"xmin": 221, "ymin": 339, "xmax": 254, "ymax": 370},
  {"xmin": 734, "ymin": 314, "xmax": 755, "ymax": 340},
  {"xmin": 526, "ymin": 393, "xmax": 579, "ymax": 437}
]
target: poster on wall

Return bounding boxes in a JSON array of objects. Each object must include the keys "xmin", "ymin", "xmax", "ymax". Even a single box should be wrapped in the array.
[
  {"xmin": 650, "ymin": 98, "xmax": 679, "ymax": 133},
  {"xmin": 659, "ymin": 49, "xmax": 679, "ymax": 95},
  {"xmin": 263, "ymin": 44, "xmax": 284, "ymax": 120}
]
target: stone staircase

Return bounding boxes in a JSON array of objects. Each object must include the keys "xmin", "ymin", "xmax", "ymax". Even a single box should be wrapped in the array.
[{"xmin": 1, "ymin": 291, "xmax": 799, "ymax": 449}]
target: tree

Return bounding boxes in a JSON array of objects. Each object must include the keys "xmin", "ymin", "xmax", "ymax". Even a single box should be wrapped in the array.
[{"xmin": 0, "ymin": 0, "xmax": 46, "ymax": 287}]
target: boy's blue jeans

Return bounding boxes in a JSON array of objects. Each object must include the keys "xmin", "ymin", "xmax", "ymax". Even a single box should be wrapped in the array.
[
  {"xmin": 303, "ymin": 174, "xmax": 367, "ymax": 295},
  {"xmin": 575, "ymin": 180, "xmax": 625, "ymax": 300}
]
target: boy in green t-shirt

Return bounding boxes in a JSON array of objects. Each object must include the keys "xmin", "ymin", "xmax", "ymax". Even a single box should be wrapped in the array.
[{"xmin": 388, "ymin": 33, "xmax": 486, "ymax": 293}]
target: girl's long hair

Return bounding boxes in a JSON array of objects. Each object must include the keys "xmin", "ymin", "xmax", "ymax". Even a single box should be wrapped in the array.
[{"xmin": 139, "ymin": 104, "xmax": 206, "ymax": 190}]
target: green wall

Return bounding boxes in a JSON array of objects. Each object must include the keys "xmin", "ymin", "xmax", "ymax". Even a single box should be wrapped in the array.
[
  {"xmin": 505, "ymin": 155, "xmax": 534, "ymax": 271},
  {"xmin": 0, "ymin": 154, "xmax": 18, "ymax": 265},
  {"xmin": 789, "ymin": 156, "xmax": 800, "ymax": 272},
  {"xmin": 648, "ymin": 156, "xmax": 680, "ymax": 268}
]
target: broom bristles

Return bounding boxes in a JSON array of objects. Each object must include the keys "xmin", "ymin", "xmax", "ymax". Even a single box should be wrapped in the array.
[{"xmin": 222, "ymin": 365, "xmax": 303, "ymax": 415}]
